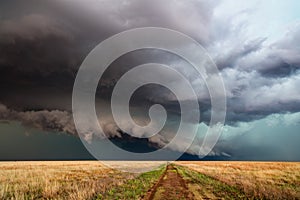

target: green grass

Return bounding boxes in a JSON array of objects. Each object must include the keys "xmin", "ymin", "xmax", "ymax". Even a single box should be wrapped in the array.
[
  {"xmin": 176, "ymin": 165, "xmax": 251, "ymax": 200},
  {"xmin": 95, "ymin": 165, "xmax": 166, "ymax": 200}
]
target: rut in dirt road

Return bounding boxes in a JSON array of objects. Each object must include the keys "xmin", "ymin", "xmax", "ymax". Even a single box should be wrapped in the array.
[{"xmin": 143, "ymin": 164, "xmax": 194, "ymax": 200}]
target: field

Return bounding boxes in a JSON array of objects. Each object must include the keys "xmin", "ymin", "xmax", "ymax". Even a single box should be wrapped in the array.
[
  {"xmin": 0, "ymin": 161, "xmax": 299, "ymax": 199},
  {"xmin": 0, "ymin": 161, "xmax": 136, "ymax": 199},
  {"xmin": 177, "ymin": 161, "xmax": 300, "ymax": 199}
]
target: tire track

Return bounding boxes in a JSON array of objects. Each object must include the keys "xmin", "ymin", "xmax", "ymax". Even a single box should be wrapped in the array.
[{"xmin": 142, "ymin": 164, "xmax": 194, "ymax": 200}]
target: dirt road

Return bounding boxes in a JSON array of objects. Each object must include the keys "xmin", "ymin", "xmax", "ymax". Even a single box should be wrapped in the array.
[
  {"xmin": 143, "ymin": 164, "xmax": 194, "ymax": 200},
  {"xmin": 142, "ymin": 164, "xmax": 248, "ymax": 200}
]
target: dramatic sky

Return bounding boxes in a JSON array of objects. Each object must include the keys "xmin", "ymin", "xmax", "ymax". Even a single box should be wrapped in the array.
[{"xmin": 0, "ymin": 0, "xmax": 299, "ymax": 160}]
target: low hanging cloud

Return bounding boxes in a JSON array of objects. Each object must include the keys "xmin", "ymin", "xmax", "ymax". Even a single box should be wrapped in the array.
[
  {"xmin": 0, "ymin": 103, "xmax": 76, "ymax": 135},
  {"xmin": 0, "ymin": 102, "xmax": 224, "ymax": 156}
]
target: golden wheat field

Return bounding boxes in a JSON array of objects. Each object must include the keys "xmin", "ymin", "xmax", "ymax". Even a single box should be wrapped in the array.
[
  {"xmin": 0, "ymin": 161, "xmax": 299, "ymax": 199},
  {"xmin": 177, "ymin": 161, "xmax": 300, "ymax": 199},
  {"xmin": 0, "ymin": 161, "xmax": 136, "ymax": 200}
]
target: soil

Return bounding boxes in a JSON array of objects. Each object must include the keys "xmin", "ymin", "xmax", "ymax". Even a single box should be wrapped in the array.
[{"xmin": 143, "ymin": 164, "xmax": 194, "ymax": 200}]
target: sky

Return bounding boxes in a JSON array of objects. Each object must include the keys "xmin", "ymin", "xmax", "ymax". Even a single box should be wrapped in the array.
[{"xmin": 0, "ymin": 0, "xmax": 299, "ymax": 161}]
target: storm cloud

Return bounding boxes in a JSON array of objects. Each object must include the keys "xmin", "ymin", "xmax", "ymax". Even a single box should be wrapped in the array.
[{"xmin": 0, "ymin": 0, "xmax": 299, "ymax": 160}]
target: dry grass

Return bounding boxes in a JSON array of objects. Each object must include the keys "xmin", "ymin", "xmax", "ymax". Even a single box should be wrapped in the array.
[
  {"xmin": 177, "ymin": 161, "xmax": 300, "ymax": 199},
  {"xmin": 2, "ymin": 161, "xmax": 299, "ymax": 199},
  {"xmin": 0, "ymin": 161, "xmax": 135, "ymax": 200}
]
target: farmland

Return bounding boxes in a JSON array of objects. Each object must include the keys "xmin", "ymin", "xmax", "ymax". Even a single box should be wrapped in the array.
[{"xmin": 0, "ymin": 161, "xmax": 299, "ymax": 199}]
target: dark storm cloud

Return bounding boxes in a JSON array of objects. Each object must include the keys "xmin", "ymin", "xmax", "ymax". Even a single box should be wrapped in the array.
[
  {"xmin": 0, "ymin": 0, "xmax": 300, "ymax": 160},
  {"xmin": 0, "ymin": 103, "xmax": 76, "ymax": 135},
  {"xmin": 0, "ymin": 0, "xmax": 299, "ymax": 124},
  {"xmin": 0, "ymin": 14, "xmax": 77, "ymax": 74},
  {"xmin": 0, "ymin": 0, "xmax": 218, "ymax": 110},
  {"xmin": 0, "ymin": 102, "xmax": 125, "ymax": 138},
  {"xmin": 0, "ymin": 0, "xmax": 299, "ymax": 118},
  {"xmin": 0, "ymin": 1, "xmax": 113, "ymax": 110},
  {"xmin": 0, "ymin": 102, "xmax": 187, "ymax": 154}
]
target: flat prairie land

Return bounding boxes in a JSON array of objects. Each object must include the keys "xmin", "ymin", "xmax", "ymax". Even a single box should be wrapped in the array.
[
  {"xmin": 177, "ymin": 161, "xmax": 300, "ymax": 199},
  {"xmin": 0, "ymin": 161, "xmax": 137, "ymax": 199},
  {"xmin": 0, "ymin": 161, "xmax": 299, "ymax": 200}
]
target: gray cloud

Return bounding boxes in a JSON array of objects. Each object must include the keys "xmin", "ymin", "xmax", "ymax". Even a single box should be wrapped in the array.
[
  {"xmin": 0, "ymin": 14, "xmax": 79, "ymax": 74},
  {"xmin": 234, "ymin": 24, "xmax": 300, "ymax": 77},
  {"xmin": 214, "ymin": 37, "xmax": 266, "ymax": 69},
  {"xmin": 0, "ymin": 0, "xmax": 300, "ymax": 159},
  {"xmin": 221, "ymin": 68, "xmax": 300, "ymax": 124},
  {"xmin": 0, "ymin": 103, "xmax": 76, "ymax": 135},
  {"xmin": 1, "ymin": 0, "xmax": 299, "ymax": 124},
  {"xmin": 0, "ymin": 102, "xmax": 190, "ymax": 156}
]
